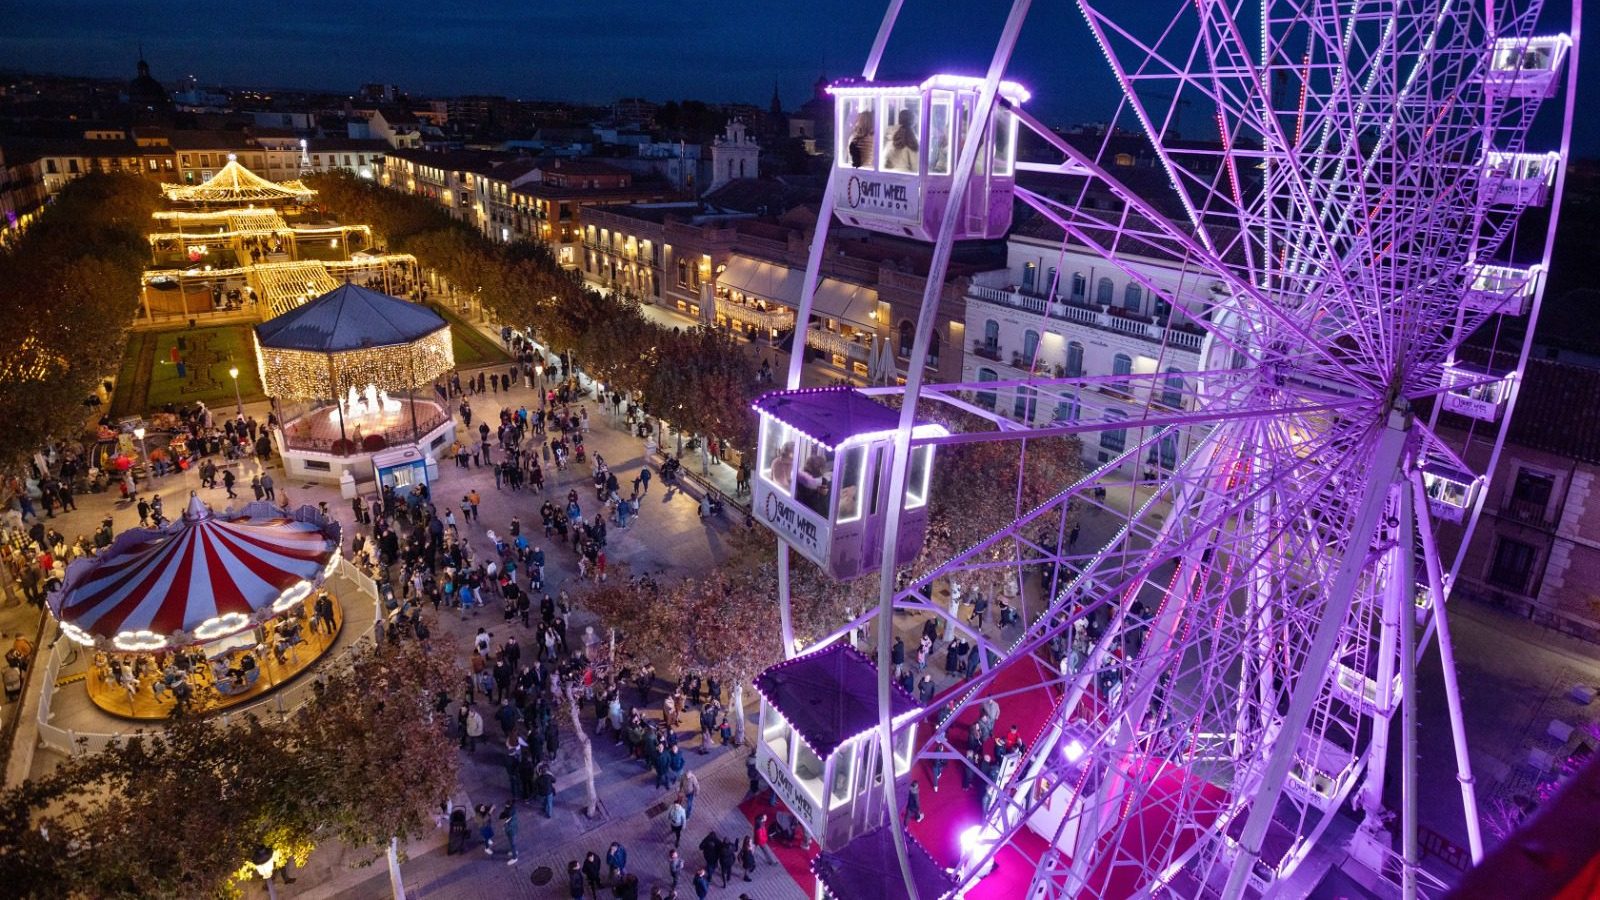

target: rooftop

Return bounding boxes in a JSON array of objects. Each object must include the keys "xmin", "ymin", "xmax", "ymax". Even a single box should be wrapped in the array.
[{"xmin": 255, "ymin": 283, "xmax": 447, "ymax": 352}]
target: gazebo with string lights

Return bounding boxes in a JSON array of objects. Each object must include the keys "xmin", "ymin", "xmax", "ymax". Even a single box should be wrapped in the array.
[{"xmin": 257, "ymin": 282, "xmax": 457, "ymax": 485}]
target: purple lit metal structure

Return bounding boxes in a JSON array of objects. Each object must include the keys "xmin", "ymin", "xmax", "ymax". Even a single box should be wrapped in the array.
[{"xmin": 759, "ymin": 0, "xmax": 1580, "ymax": 897}]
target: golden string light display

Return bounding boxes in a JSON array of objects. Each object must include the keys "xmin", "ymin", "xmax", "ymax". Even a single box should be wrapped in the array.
[{"xmin": 256, "ymin": 328, "xmax": 455, "ymax": 402}]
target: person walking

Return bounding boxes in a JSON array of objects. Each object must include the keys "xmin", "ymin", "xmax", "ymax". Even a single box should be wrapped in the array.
[
  {"xmin": 476, "ymin": 803, "xmax": 496, "ymax": 856},
  {"xmin": 222, "ymin": 469, "xmax": 237, "ymax": 498},
  {"xmin": 464, "ymin": 704, "xmax": 484, "ymax": 752},
  {"xmin": 753, "ymin": 814, "xmax": 776, "ymax": 864},
  {"xmin": 692, "ymin": 867, "xmax": 711, "ymax": 900},
  {"xmin": 681, "ymin": 769, "xmax": 700, "ymax": 820},
  {"xmin": 499, "ymin": 802, "xmax": 520, "ymax": 865},
  {"xmin": 739, "ymin": 836, "xmax": 758, "ymax": 881},
  {"xmin": 568, "ymin": 860, "xmax": 587, "ymax": 900},
  {"xmin": 667, "ymin": 795, "xmax": 687, "ymax": 847},
  {"xmin": 606, "ymin": 841, "xmax": 628, "ymax": 883},
  {"xmin": 582, "ymin": 851, "xmax": 603, "ymax": 898},
  {"xmin": 905, "ymin": 779, "xmax": 924, "ymax": 823},
  {"xmin": 717, "ymin": 837, "xmax": 737, "ymax": 887},
  {"xmin": 667, "ymin": 849, "xmax": 684, "ymax": 891}
]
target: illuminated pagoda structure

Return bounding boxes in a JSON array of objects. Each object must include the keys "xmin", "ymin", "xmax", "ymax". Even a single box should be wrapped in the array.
[
  {"xmin": 48, "ymin": 494, "xmax": 346, "ymax": 719},
  {"xmin": 754, "ymin": 642, "xmax": 924, "ymax": 851},
  {"xmin": 141, "ymin": 155, "xmax": 420, "ymax": 323},
  {"xmin": 256, "ymin": 282, "xmax": 456, "ymax": 485}
]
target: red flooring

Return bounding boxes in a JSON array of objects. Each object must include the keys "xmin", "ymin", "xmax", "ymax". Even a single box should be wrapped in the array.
[
  {"xmin": 738, "ymin": 791, "xmax": 820, "ymax": 896},
  {"xmin": 903, "ymin": 652, "xmax": 1229, "ymax": 898}
]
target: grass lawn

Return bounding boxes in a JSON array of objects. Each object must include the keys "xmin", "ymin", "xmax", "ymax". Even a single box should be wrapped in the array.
[
  {"xmin": 427, "ymin": 303, "xmax": 511, "ymax": 369},
  {"xmin": 140, "ymin": 326, "xmax": 268, "ymax": 411}
]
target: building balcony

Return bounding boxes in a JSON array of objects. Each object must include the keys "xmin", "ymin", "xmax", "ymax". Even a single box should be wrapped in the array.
[
  {"xmin": 971, "ymin": 341, "xmax": 1002, "ymax": 362},
  {"xmin": 969, "ymin": 284, "xmax": 1206, "ymax": 353},
  {"xmin": 1504, "ymin": 497, "xmax": 1555, "ymax": 528}
]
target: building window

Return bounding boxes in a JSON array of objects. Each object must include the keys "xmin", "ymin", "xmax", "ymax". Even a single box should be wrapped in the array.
[
  {"xmin": 1101, "ymin": 409, "xmax": 1127, "ymax": 452},
  {"xmin": 1488, "ymin": 538, "xmax": 1537, "ymax": 593},
  {"xmin": 1022, "ymin": 262, "xmax": 1037, "ymax": 291},
  {"xmin": 1097, "ymin": 277, "xmax": 1115, "ymax": 305},
  {"xmin": 1022, "ymin": 330, "xmax": 1040, "ymax": 367},
  {"xmin": 1066, "ymin": 342, "xmax": 1084, "ymax": 377},
  {"xmin": 1509, "ymin": 468, "xmax": 1555, "ymax": 522},
  {"xmin": 1147, "ymin": 430, "xmax": 1179, "ymax": 468},
  {"xmin": 1112, "ymin": 353, "xmax": 1133, "ymax": 378},
  {"xmin": 899, "ymin": 320, "xmax": 914, "ymax": 357},
  {"xmin": 677, "ymin": 258, "xmax": 690, "ymax": 288},
  {"xmin": 1071, "ymin": 273, "xmax": 1086, "ymax": 301},
  {"xmin": 976, "ymin": 368, "xmax": 998, "ymax": 410},
  {"xmin": 1162, "ymin": 368, "xmax": 1184, "ymax": 407},
  {"xmin": 1052, "ymin": 399, "xmax": 1079, "ymax": 423},
  {"xmin": 1123, "ymin": 283, "xmax": 1143, "ymax": 311},
  {"xmin": 928, "ymin": 329, "xmax": 941, "ymax": 368},
  {"xmin": 983, "ymin": 320, "xmax": 999, "ymax": 351},
  {"xmin": 1012, "ymin": 390, "xmax": 1036, "ymax": 422}
]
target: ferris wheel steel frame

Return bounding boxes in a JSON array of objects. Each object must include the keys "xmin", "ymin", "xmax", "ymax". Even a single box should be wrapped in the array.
[{"xmin": 769, "ymin": 0, "xmax": 1580, "ymax": 897}]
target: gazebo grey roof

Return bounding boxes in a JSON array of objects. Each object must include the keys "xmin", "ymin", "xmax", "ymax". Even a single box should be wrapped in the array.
[
  {"xmin": 753, "ymin": 642, "xmax": 921, "ymax": 760},
  {"xmin": 256, "ymin": 283, "xmax": 446, "ymax": 351},
  {"xmin": 812, "ymin": 825, "xmax": 958, "ymax": 900}
]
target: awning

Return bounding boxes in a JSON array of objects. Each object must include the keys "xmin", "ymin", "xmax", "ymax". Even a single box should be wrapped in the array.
[
  {"xmin": 719, "ymin": 255, "xmax": 804, "ymax": 306},
  {"xmin": 813, "ymin": 278, "xmax": 879, "ymax": 330},
  {"xmin": 720, "ymin": 255, "xmax": 879, "ymax": 330}
]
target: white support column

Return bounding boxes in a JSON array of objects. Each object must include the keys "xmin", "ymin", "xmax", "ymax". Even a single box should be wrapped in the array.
[
  {"xmin": 1412, "ymin": 473, "xmax": 1485, "ymax": 862},
  {"xmin": 1222, "ymin": 415, "xmax": 1409, "ymax": 900},
  {"xmin": 1397, "ymin": 482, "xmax": 1419, "ymax": 900}
]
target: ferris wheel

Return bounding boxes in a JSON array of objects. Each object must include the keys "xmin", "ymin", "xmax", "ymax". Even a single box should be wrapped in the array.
[{"xmin": 749, "ymin": 1, "xmax": 1579, "ymax": 899}]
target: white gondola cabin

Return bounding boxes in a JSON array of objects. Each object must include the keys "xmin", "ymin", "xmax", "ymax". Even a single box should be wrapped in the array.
[
  {"xmin": 1463, "ymin": 260, "xmax": 1542, "ymax": 315},
  {"xmin": 753, "ymin": 644, "xmax": 922, "ymax": 851},
  {"xmin": 827, "ymin": 75, "xmax": 1029, "ymax": 241},
  {"xmin": 1441, "ymin": 360, "xmax": 1515, "ymax": 421},
  {"xmin": 1482, "ymin": 151, "xmax": 1562, "ymax": 207},
  {"xmin": 1422, "ymin": 463, "xmax": 1483, "ymax": 524},
  {"xmin": 1483, "ymin": 35, "xmax": 1572, "ymax": 99},
  {"xmin": 753, "ymin": 387, "xmax": 947, "ymax": 580}
]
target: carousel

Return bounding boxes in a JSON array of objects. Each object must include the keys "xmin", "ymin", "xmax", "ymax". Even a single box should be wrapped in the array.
[
  {"xmin": 48, "ymin": 494, "xmax": 345, "ymax": 719},
  {"xmin": 256, "ymin": 282, "xmax": 457, "ymax": 485}
]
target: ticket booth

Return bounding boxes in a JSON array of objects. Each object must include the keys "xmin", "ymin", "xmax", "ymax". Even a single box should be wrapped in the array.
[
  {"xmin": 372, "ymin": 445, "xmax": 433, "ymax": 497},
  {"xmin": 827, "ymin": 75, "xmax": 1030, "ymax": 241},
  {"xmin": 753, "ymin": 387, "xmax": 947, "ymax": 581},
  {"xmin": 754, "ymin": 643, "xmax": 923, "ymax": 851}
]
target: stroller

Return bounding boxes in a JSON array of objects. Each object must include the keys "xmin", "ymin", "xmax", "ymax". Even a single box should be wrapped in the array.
[{"xmin": 446, "ymin": 807, "xmax": 469, "ymax": 854}]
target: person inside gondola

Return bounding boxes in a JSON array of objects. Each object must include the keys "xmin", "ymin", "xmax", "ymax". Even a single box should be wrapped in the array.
[
  {"xmin": 767, "ymin": 441, "xmax": 795, "ymax": 489},
  {"xmin": 795, "ymin": 452, "xmax": 831, "ymax": 516},
  {"xmin": 848, "ymin": 110, "xmax": 875, "ymax": 168},
  {"xmin": 882, "ymin": 108, "xmax": 919, "ymax": 173}
]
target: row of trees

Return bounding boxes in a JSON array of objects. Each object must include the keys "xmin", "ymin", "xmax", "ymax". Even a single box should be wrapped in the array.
[
  {"xmin": 0, "ymin": 639, "xmax": 460, "ymax": 898},
  {"xmin": 0, "ymin": 174, "xmax": 160, "ymax": 468},
  {"xmin": 306, "ymin": 172, "xmax": 759, "ymax": 452},
  {"xmin": 583, "ymin": 411, "xmax": 1084, "ymax": 720}
]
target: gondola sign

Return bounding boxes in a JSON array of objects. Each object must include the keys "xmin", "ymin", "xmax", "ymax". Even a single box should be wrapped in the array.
[{"xmin": 840, "ymin": 174, "xmax": 919, "ymax": 222}]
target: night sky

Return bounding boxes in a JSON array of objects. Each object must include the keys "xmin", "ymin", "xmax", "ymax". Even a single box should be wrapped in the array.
[{"xmin": 3, "ymin": 0, "xmax": 1595, "ymax": 154}]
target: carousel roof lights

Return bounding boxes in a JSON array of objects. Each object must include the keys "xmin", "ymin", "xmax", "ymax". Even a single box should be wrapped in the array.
[
  {"xmin": 194, "ymin": 612, "xmax": 252, "ymax": 642},
  {"xmin": 113, "ymin": 630, "xmax": 170, "ymax": 652}
]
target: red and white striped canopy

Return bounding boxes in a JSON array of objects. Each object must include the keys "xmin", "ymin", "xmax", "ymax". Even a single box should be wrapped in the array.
[{"xmin": 52, "ymin": 496, "xmax": 339, "ymax": 648}]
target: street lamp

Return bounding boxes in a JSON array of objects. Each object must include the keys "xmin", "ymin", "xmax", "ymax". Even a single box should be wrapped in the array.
[
  {"xmin": 229, "ymin": 365, "xmax": 243, "ymax": 416},
  {"xmin": 133, "ymin": 426, "xmax": 148, "ymax": 477}
]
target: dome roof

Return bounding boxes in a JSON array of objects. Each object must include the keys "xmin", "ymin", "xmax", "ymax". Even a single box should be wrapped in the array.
[{"xmin": 255, "ymin": 283, "xmax": 448, "ymax": 352}]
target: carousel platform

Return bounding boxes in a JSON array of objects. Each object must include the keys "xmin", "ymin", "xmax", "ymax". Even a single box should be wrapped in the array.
[
  {"xmin": 39, "ymin": 563, "xmax": 379, "ymax": 740},
  {"xmin": 276, "ymin": 396, "xmax": 453, "ymax": 484},
  {"xmin": 82, "ymin": 595, "xmax": 346, "ymax": 721}
]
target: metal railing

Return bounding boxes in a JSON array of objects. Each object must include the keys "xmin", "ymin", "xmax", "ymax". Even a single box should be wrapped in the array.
[
  {"xmin": 969, "ymin": 285, "xmax": 1208, "ymax": 353},
  {"xmin": 34, "ymin": 558, "xmax": 380, "ymax": 757}
]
